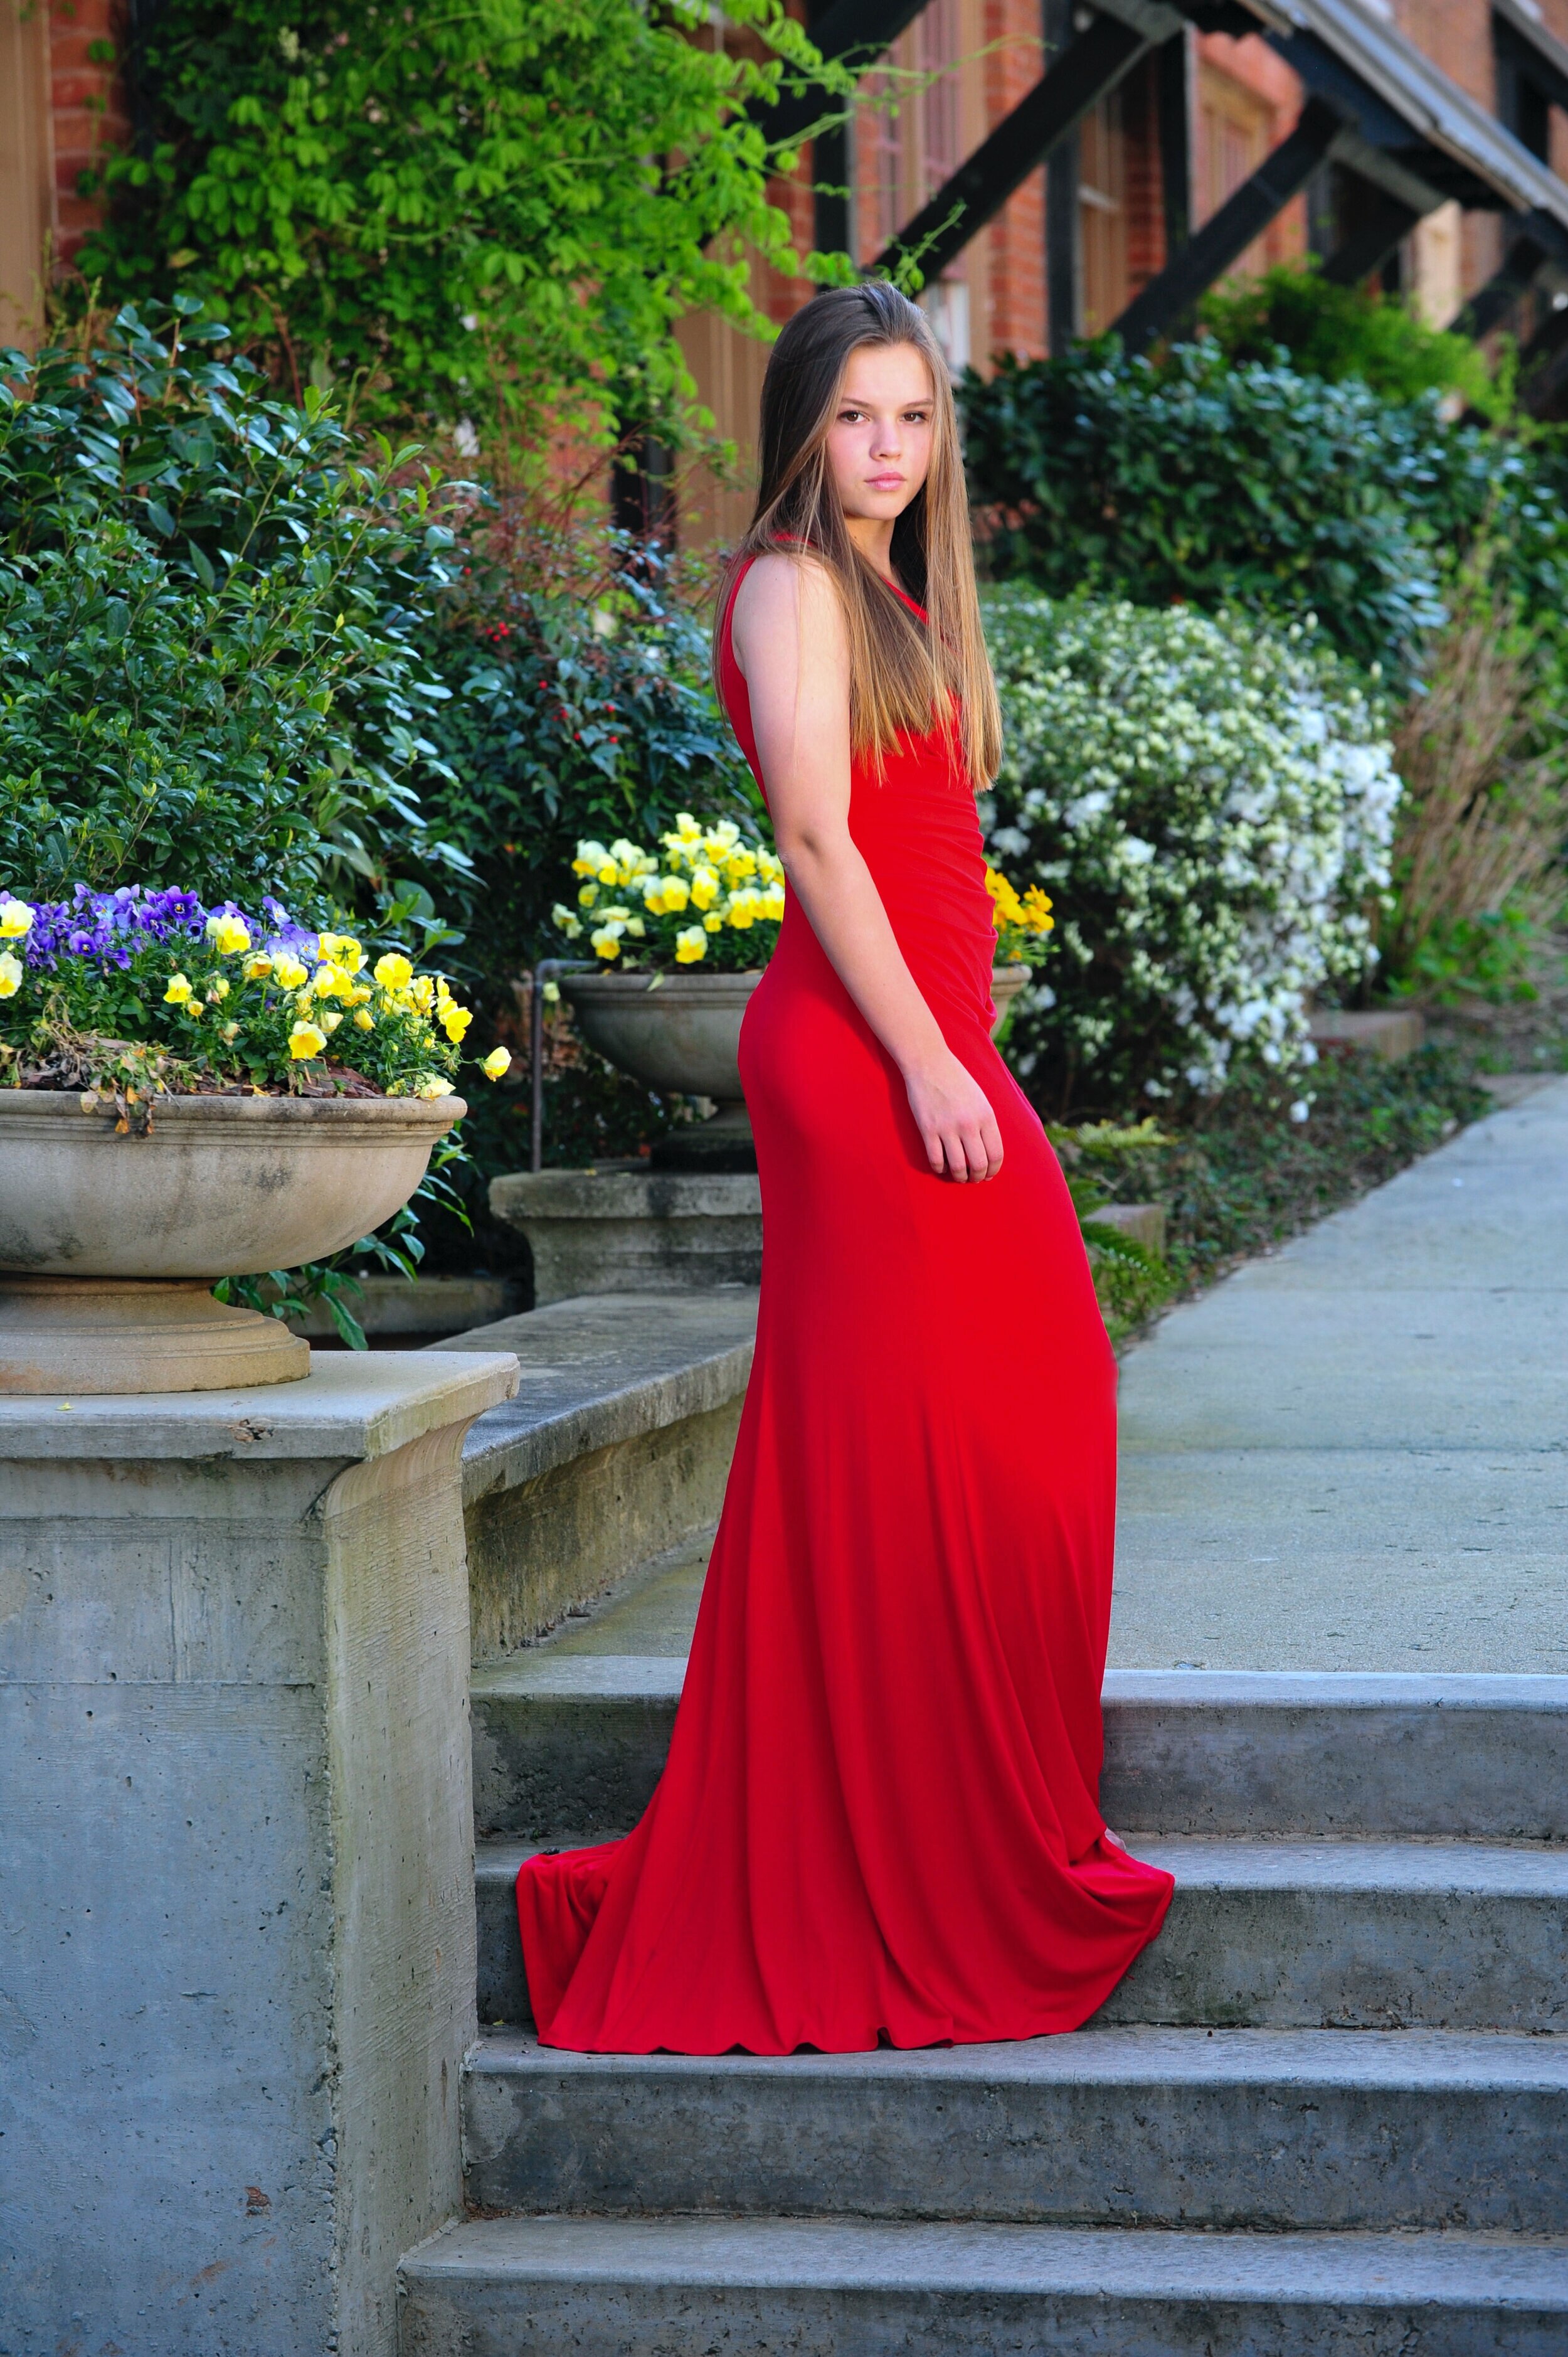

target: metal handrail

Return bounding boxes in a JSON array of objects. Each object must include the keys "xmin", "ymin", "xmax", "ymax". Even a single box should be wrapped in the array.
[{"xmin": 529, "ymin": 958, "xmax": 598, "ymax": 1172}]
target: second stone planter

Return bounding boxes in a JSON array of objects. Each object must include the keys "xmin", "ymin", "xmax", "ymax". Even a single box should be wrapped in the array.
[
  {"xmin": 562, "ymin": 969, "xmax": 761, "ymax": 1172},
  {"xmin": 505, "ymin": 962, "xmax": 1039, "ymax": 1300}
]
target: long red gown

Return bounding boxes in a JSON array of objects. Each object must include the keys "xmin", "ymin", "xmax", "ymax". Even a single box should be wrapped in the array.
[{"xmin": 514, "ymin": 565, "xmax": 1173, "ymax": 2053}]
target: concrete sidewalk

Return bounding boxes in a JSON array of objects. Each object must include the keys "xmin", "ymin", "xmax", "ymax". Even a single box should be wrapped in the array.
[{"xmin": 1110, "ymin": 1077, "xmax": 1568, "ymax": 1674}]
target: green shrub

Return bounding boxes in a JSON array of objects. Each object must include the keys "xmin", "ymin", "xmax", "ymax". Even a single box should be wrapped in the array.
[
  {"xmin": 1379, "ymin": 555, "xmax": 1567, "ymax": 1001},
  {"xmin": 78, "ymin": 0, "xmax": 840, "ymax": 452},
  {"xmin": 1199, "ymin": 262, "xmax": 1507, "ymax": 419},
  {"xmin": 983, "ymin": 590, "xmax": 1399, "ymax": 1107},
  {"xmin": 417, "ymin": 546, "xmax": 756, "ymax": 992},
  {"xmin": 0, "ymin": 304, "xmax": 462, "ymax": 913},
  {"xmin": 958, "ymin": 341, "xmax": 1568, "ymax": 687}
]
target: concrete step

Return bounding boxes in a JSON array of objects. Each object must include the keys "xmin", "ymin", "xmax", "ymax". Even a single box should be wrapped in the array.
[
  {"xmin": 470, "ymin": 1663, "xmax": 1568, "ymax": 1842},
  {"xmin": 474, "ymin": 1836, "xmax": 1568, "ymax": 2034},
  {"xmin": 398, "ymin": 2216, "xmax": 1568, "ymax": 2356},
  {"xmin": 459, "ymin": 2026, "xmax": 1568, "ymax": 2235}
]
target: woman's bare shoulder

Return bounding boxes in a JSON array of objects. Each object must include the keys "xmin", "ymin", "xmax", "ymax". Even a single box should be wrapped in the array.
[{"xmin": 731, "ymin": 549, "xmax": 845, "ymax": 673}]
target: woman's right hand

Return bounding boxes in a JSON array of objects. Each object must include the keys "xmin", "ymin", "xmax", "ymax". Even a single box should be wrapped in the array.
[{"xmin": 904, "ymin": 1053, "xmax": 1004, "ymax": 1182}]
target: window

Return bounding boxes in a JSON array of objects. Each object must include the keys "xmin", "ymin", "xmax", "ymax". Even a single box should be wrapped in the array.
[{"xmin": 1078, "ymin": 87, "xmax": 1130, "ymax": 334}]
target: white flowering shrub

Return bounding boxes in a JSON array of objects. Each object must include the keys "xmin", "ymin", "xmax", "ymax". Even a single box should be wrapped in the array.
[{"xmin": 982, "ymin": 590, "xmax": 1401, "ymax": 1102}]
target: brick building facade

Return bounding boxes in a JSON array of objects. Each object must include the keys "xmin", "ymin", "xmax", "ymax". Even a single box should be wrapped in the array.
[{"xmin": 4, "ymin": 0, "xmax": 1568, "ymax": 535}]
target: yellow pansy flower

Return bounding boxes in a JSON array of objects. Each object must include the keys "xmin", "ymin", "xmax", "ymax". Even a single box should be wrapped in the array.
[
  {"xmin": 674, "ymin": 926, "xmax": 707, "ymax": 964},
  {"xmin": 441, "ymin": 1004, "xmax": 473, "ymax": 1043},
  {"xmin": 702, "ymin": 912, "xmax": 723, "ymax": 933},
  {"xmin": 373, "ymin": 952, "xmax": 413, "ymax": 994},
  {"xmin": 572, "ymin": 840, "xmax": 612, "ymax": 878},
  {"xmin": 0, "ymin": 950, "xmax": 22, "ymax": 998},
  {"xmin": 273, "ymin": 955, "xmax": 309, "ymax": 991},
  {"xmin": 590, "ymin": 924, "xmax": 624, "ymax": 960},
  {"xmin": 0, "ymin": 897, "xmax": 34, "ymax": 939},
  {"xmin": 207, "ymin": 976, "xmax": 230, "ymax": 1001},
  {"xmin": 689, "ymin": 868, "xmax": 719, "ymax": 910},
  {"xmin": 243, "ymin": 952, "xmax": 274, "ymax": 981},
  {"xmin": 206, "ymin": 912, "xmax": 251, "ymax": 955},
  {"xmin": 415, "ymin": 1074, "xmax": 455, "ymax": 1100},
  {"xmin": 408, "ymin": 974, "xmax": 435, "ymax": 1014},
  {"xmin": 354, "ymin": 1008, "xmax": 375, "ymax": 1031},
  {"xmin": 164, "ymin": 973, "xmax": 194, "ymax": 1006},
  {"xmin": 481, "ymin": 1046, "xmax": 512, "ymax": 1080},
  {"xmin": 317, "ymin": 932, "xmax": 364, "ymax": 972},
  {"xmin": 289, "ymin": 1020, "xmax": 328, "ymax": 1060}
]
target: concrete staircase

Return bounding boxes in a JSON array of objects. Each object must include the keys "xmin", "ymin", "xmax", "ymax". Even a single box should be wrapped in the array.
[{"xmin": 401, "ymin": 1609, "xmax": 1568, "ymax": 2351}]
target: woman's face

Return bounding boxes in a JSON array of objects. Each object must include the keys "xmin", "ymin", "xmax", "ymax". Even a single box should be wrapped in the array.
[{"xmin": 825, "ymin": 340, "xmax": 936, "ymax": 528}]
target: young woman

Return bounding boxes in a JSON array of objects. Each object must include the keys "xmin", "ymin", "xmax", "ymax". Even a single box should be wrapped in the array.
[{"xmin": 516, "ymin": 282, "xmax": 1173, "ymax": 2054}]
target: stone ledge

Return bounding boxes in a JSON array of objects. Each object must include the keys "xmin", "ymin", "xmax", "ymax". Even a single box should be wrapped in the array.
[
  {"xmin": 444, "ymin": 1289, "xmax": 758, "ymax": 1508},
  {"xmin": 0, "ymin": 1348, "xmax": 519, "ymax": 1462},
  {"xmin": 492, "ymin": 1169, "xmax": 761, "ymax": 1218},
  {"xmin": 437, "ymin": 1292, "xmax": 757, "ymax": 1661},
  {"xmin": 489, "ymin": 1169, "xmax": 763, "ymax": 1302},
  {"xmin": 284, "ymin": 1271, "xmax": 521, "ymax": 1338},
  {"xmin": 1089, "ymin": 1201, "xmax": 1167, "ymax": 1255},
  {"xmin": 1308, "ymin": 1009, "xmax": 1426, "ymax": 1060}
]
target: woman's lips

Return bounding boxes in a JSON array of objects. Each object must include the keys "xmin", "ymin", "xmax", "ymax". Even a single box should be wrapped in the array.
[{"xmin": 867, "ymin": 474, "xmax": 904, "ymax": 489}]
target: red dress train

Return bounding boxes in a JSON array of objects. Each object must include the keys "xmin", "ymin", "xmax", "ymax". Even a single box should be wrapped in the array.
[{"xmin": 515, "ymin": 566, "xmax": 1173, "ymax": 2053}]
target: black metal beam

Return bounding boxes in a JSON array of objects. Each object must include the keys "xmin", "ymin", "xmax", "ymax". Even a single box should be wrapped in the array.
[
  {"xmin": 1319, "ymin": 190, "xmax": 1421, "ymax": 286},
  {"xmin": 1111, "ymin": 96, "xmax": 1347, "ymax": 354},
  {"xmin": 1156, "ymin": 26, "xmax": 1192, "ymax": 258},
  {"xmin": 1518, "ymin": 293, "xmax": 1568, "ymax": 418},
  {"xmin": 1268, "ymin": 28, "xmax": 1492, "ymax": 209},
  {"xmin": 876, "ymin": 11, "xmax": 1152, "ymax": 284},
  {"xmin": 1495, "ymin": 14, "xmax": 1568, "ymax": 137},
  {"xmin": 1043, "ymin": 0, "xmax": 1078, "ymax": 353},
  {"xmin": 760, "ymin": 0, "xmax": 932, "ymax": 151},
  {"xmin": 809, "ymin": 0, "xmax": 853, "ymax": 256},
  {"xmin": 1449, "ymin": 213, "xmax": 1562, "ymax": 340}
]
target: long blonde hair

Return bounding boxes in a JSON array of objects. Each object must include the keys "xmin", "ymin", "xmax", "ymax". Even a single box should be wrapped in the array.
[{"xmin": 718, "ymin": 282, "xmax": 1002, "ymax": 789}]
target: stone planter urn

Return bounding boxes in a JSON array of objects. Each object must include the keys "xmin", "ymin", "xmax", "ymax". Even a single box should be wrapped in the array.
[
  {"xmin": 563, "ymin": 969, "xmax": 763, "ymax": 1172},
  {"xmin": 564, "ymin": 960, "xmax": 1032, "ymax": 1173},
  {"xmin": 0, "ymin": 1090, "xmax": 464, "ymax": 1393},
  {"xmin": 990, "ymin": 962, "xmax": 1030, "ymax": 1033}
]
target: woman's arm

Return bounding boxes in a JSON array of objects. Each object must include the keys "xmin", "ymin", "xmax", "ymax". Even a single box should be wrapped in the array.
[{"xmin": 731, "ymin": 553, "xmax": 1002, "ymax": 1183}]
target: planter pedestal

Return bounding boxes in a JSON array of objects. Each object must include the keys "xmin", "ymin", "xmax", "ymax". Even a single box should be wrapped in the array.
[
  {"xmin": 490, "ymin": 1166, "xmax": 762, "ymax": 1304},
  {"xmin": 648, "ymin": 1100, "xmax": 756, "ymax": 1173},
  {"xmin": 0, "ymin": 1349, "xmax": 517, "ymax": 2357},
  {"xmin": 0, "ymin": 1274, "xmax": 310, "ymax": 1393}
]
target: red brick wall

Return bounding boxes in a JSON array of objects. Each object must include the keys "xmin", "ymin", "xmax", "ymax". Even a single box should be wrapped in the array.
[
  {"xmin": 48, "ymin": 0, "xmax": 130, "ymax": 263},
  {"xmin": 1124, "ymin": 55, "xmax": 1167, "ymax": 294},
  {"xmin": 978, "ymin": 0, "xmax": 1047, "ymax": 358}
]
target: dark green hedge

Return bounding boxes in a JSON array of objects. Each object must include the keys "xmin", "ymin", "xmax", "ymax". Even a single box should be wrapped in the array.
[{"xmin": 958, "ymin": 341, "xmax": 1568, "ymax": 688}]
